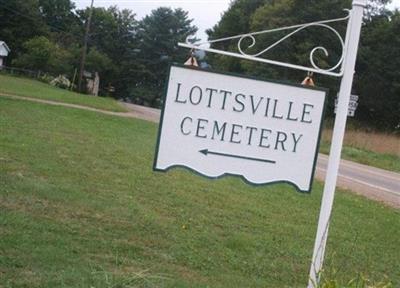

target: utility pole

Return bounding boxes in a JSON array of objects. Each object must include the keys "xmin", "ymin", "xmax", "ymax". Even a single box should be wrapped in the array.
[{"xmin": 78, "ymin": 0, "xmax": 94, "ymax": 93}]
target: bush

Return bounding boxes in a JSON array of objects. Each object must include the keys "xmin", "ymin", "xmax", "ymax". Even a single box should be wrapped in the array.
[
  {"xmin": 12, "ymin": 36, "xmax": 72, "ymax": 76},
  {"xmin": 50, "ymin": 75, "xmax": 71, "ymax": 89}
]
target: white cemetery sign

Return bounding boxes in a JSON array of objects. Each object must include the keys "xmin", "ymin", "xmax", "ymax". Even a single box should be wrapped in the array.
[
  {"xmin": 154, "ymin": 65, "xmax": 327, "ymax": 192},
  {"xmin": 157, "ymin": 0, "xmax": 367, "ymax": 286}
]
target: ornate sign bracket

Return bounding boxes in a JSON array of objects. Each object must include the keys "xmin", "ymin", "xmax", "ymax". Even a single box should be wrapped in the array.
[
  {"xmin": 179, "ymin": 11, "xmax": 351, "ymax": 77},
  {"xmin": 177, "ymin": 1, "xmax": 367, "ymax": 287}
]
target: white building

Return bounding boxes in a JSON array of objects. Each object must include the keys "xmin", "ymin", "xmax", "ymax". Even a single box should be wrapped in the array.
[{"xmin": 0, "ymin": 41, "xmax": 11, "ymax": 67}]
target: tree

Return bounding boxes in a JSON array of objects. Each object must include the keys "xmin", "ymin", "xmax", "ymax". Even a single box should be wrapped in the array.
[
  {"xmin": 206, "ymin": 0, "xmax": 398, "ymax": 130},
  {"xmin": 0, "ymin": 0, "xmax": 48, "ymax": 60},
  {"xmin": 131, "ymin": 7, "xmax": 198, "ymax": 106},
  {"xmin": 206, "ymin": 0, "xmax": 266, "ymax": 72},
  {"xmin": 0, "ymin": 2, "xmax": 196, "ymax": 101},
  {"xmin": 13, "ymin": 36, "xmax": 72, "ymax": 74},
  {"xmin": 354, "ymin": 10, "xmax": 400, "ymax": 130},
  {"xmin": 76, "ymin": 6, "xmax": 138, "ymax": 97},
  {"xmin": 38, "ymin": 0, "xmax": 81, "ymax": 47},
  {"xmin": 38, "ymin": 0, "xmax": 77, "ymax": 32},
  {"xmin": 85, "ymin": 48, "xmax": 114, "ymax": 78}
]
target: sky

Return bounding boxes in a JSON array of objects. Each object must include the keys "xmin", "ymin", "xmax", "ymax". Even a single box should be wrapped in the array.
[
  {"xmin": 73, "ymin": 0, "xmax": 231, "ymax": 41},
  {"xmin": 73, "ymin": 0, "xmax": 400, "ymax": 41}
]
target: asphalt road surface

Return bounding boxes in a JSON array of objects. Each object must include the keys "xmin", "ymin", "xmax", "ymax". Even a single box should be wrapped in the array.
[
  {"xmin": 125, "ymin": 103, "xmax": 399, "ymax": 208},
  {"xmin": 315, "ymin": 154, "xmax": 399, "ymax": 208}
]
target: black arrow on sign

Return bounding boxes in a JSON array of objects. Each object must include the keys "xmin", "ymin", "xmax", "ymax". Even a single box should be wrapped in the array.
[{"xmin": 199, "ymin": 149, "xmax": 276, "ymax": 164}]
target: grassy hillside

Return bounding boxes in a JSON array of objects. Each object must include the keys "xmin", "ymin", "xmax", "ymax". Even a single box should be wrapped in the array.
[
  {"xmin": 1, "ymin": 73, "xmax": 398, "ymax": 172},
  {"xmin": 1, "ymin": 97, "xmax": 399, "ymax": 287},
  {"xmin": 0, "ymin": 74, "xmax": 127, "ymax": 112},
  {"xmin": 321, "ymin": 128, "xmax": 400, "ymax": 173}
]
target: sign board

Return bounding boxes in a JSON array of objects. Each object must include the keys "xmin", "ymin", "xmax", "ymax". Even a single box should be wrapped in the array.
[
  {"xmin": 334, "ymin": 94, "xmax": 358, "ymax": 117},
  {"xmin": 154, "ymin": 65, "xmax": 327, "ymax": 192}
]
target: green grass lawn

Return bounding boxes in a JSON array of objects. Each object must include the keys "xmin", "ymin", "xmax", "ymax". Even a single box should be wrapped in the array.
[
  {"xmin": 1, "ymin": 97, "xmax": 399, "ymax": 287},
  {"xmin": 1, "ymin": 73, "xmax": 398, "ymax": 173},
  {"xmin": 0, "ymin": 74, "xmax": 127, "ymax": 112}
]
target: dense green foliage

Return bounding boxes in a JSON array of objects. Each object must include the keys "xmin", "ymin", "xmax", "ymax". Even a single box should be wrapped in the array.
[
  {"xmin": 207, "ymin": 0, "xmax": 399, "ymax": 131},
  {"xmin": 0, "ymin": 0, "xmax": 398, "ymax": 129},
  {"xmin": 131, "ymin": 7, "xmax": 197, "ymax": 106},
  {"xmin": 0, "ymin": 0, "xmax": 49, "ymax": 57},
  {"xmin": 0, "ymin": 0, "xmax": 196, "ymax": 104},
  {"xmin": 12, "ymin": 36, "xmax": 72, "ymax": 74},
  {"xmin": 355, "ymin": 12, "xmax": 400, "ymax": 129},
  {"xmin": 1, "ymin": 97, "xmax": 399, "ymax": 286}
]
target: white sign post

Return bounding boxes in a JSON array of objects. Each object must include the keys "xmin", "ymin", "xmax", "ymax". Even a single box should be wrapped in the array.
[
  {"xmin": 307, "ymin": 1, "xmax": 366, "ymax": 286},
  {"xmin": 173, "ymin": 0, "xmax": 367, "ymax": 286},
  {"xmin": 154, "ymin": 65, "xmax": 327, "ymax": 192}
]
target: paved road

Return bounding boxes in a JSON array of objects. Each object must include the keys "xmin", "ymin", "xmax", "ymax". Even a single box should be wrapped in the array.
[
  {"xmin": 315, "ymin": 154, "xmax": 399, "ymax": 208},
  {"xmin": 2, "ymin": 95, "xmax": 398, "ymax": 208},
  {"xmin": 126, "ymin": 103, "xmax": 399, "ymax": 208}
]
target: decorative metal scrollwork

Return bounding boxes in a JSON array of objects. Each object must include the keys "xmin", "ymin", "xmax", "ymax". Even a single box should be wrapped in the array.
[{"xmin": 179, "ymin": 10, "xmax": 351, "ymax": 77}]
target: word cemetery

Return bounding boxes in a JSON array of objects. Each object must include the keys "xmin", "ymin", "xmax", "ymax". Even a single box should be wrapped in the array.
[
  {"xmin": 175, "ymin": 83, "xmax": 315, "ymax": 153},
  {"xmin": 154, "ymin": 65, "xmax": 327, "ymax": 192}
]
